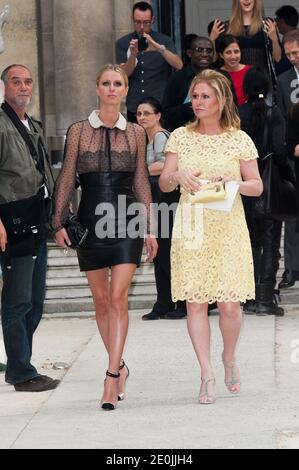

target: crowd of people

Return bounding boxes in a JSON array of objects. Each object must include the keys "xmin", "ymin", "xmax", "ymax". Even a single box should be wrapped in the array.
[{"xmin": 0, "ymin": 1, "xmax": 299, "ymax": 406}]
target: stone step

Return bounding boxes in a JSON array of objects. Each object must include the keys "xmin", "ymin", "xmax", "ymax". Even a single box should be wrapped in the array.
[
  {"xmin": 44, "ymin": 229, "xmax": 292, "ymax": 313},
  {"xmin": 45, "ymin": 282, "xmax": 157, "ymax": 300},
  {"xmin": 44, "ymin": 295, "xmax": 156, "ymax": 314},
  {"xmin": 46, "ymin": 273, "xmax": 156, "ymax": 287}
]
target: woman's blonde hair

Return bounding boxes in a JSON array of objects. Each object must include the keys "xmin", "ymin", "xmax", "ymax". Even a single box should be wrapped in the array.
[
  {"xmin": 186, "ymin": 69, "xmax": 240, "ymax": 132},
  {"xmin": 96, "ymin": 64, "xmax": 129, "ymax": 88},
  {"xmin": 228, "ymin": 0, "xmax": 263, "ymax": 36}
]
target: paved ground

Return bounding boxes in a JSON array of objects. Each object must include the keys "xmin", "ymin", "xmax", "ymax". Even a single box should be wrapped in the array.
[{"xmin": 0, "ymin": 309, "xmax": 299, "ymax": 450}]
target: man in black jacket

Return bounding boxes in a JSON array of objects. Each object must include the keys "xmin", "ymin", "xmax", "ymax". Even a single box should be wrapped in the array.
[
  {"xmin": 0, "ymin": 64, "xmax": 59, "ymax": 392},
  {"xmin": 162, "ymin": 36, "xmax": 237, "ymax": 131}
]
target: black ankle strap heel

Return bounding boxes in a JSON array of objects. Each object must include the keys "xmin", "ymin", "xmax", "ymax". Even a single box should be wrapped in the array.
[
  {"xmin": 106, "ymin": 370, "xmax": 120, "ymax": 379},
  {"xmin": 101, "ymin": 371, "xmax": 120, "ymax": 411}
]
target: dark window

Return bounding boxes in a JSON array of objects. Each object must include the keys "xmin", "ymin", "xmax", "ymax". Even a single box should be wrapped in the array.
[{"xmin": 151, "ymin": 0, "xmax": 185, "ymax": 56}]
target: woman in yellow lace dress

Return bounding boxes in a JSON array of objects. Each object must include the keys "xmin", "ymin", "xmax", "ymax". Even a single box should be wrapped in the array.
[{"xmin": 159, "ymin": 69, "xmax": 263, "ymax": 404}]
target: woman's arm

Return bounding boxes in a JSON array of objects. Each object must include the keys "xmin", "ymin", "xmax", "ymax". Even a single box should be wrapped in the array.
[
  {"xmin": 148, "ymin": 132, "xmax": 168, "ymax": 176},
  {"xmin": 209, "ymin": 18, "xmax": 226, "ymax": 43},
  {"xmin": 239, "ymin": 159, "xmax": 263, "ymax": 196},
  {"xmin": 264, "ymin": 18, "xmax": 282, "ymax": 63},
  {"xmin": 52, "ymin": 123, "xmax": 81, "ymax": 230},
  {"xmin": 159, "ymin": 151, "xmax": 201, "ymax": 193},
  {"xmin": 148, "ymin": 161, "xmax": 164, "ymax": 176}
]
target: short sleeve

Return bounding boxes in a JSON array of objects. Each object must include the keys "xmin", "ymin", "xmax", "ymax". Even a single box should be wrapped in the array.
[
  {"xmin": 236, "ymin": 130, "xmax": 259, "ymax": 161},
  {"xmin": 115, "ymin": 36, "xmax": 129, "ymax": 64},
  {"xmin": 165, "ymin": 127, "xmax": 185, "ymax": 154},
  {"xmin": 153, "ymin": 132, "xmax": 168, "ymax": 162},
  {"xmin": 165, "ymin": 36, "xmax": 178, "ymax": 54}
]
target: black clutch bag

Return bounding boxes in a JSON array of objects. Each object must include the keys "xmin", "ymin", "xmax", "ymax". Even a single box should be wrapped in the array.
[{"xmin": 63, "ymin": 215, "xmax": 89, "ymax": 249}]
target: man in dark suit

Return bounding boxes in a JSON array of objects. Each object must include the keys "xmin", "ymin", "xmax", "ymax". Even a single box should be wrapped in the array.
[
  {"xmin": 277, "ymin": 29, "xmax": 299, "ymax": 289},
  {"xmin": 277, "ymin": 34, "xmax": 299, "ymax": 117},
  {"xmin": 162, "ymin": 35, "xmax": 237, "ymax": 132}
]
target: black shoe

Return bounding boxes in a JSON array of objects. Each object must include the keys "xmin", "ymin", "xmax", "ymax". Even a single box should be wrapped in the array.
[
  {"xmin": 207, "ymin": 302, "xmax": 218, "ymax": 313},
  {"xmin": 164, "ymin": 309, "xmax": 186, "ymax": 319},
  {"xmin": 14, "ymin": 374, "xmax": 60, "ymax": 392},
  {"xmin": 243, "ymin": 300, "xmax": 258, "ymax": 315},
  {"xmin": 256, "ymin": 302, "xmax": 284, "ymax": 316},
  {"xmin": 255, "ymin": 287, "xmax": 284, "ymax": 317},
  {"xmin": 278, "ymin": 270, "xmax": 295, "ymax": 289},
  {"xmin": 142, "ymin": 311, "xmax": 166, "ymax": 321},
  {"xmin": 101, "ymin": 370, "xmax": 120, "ymax": 411}
]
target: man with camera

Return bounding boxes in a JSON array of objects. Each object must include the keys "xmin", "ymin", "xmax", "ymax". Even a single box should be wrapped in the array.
[
  {"xmin": 115, "ymin": 1, "xmax": 183, "ymax": 122},
  {"xmin": 0, "ymin": 64, "xmax": 59, "ymax": 392}
]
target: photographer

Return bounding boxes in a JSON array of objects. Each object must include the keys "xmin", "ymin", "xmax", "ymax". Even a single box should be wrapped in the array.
[{"xmin": 115, "ymin": 1, "xmax": 182, "ymax": 122}]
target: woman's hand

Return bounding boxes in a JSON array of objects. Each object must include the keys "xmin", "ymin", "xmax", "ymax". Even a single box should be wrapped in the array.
[
  {"xmin": 175, "ymin": 170, "xmax": 202, "ymax": 193},
  {"xmin": 211, "ymin": 175, "xmax": 231, "ymax": 183},
  {"xmin": 54, "ymin": 227, "xmax": 72, "ymax": 249},
  {"xmin": 294, "ymin": 144, "xmax": 299, "ymax": 158},
  {"xmin": 0, "ymin": 218, "xmax": 7, "ymax": 252},
  {"xmin": 145, "ymin": 234, "xmax": 158, "ymax": 262},
  {"xmin": 263, "ymin": 18, "xmax": 278, "ymax": 42},
  {"xmin": 209, "ymin": 18, "xmax": 225, "ymax": 41}
]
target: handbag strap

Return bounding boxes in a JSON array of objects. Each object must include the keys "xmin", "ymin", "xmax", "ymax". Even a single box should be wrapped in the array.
[
  {"xmin": 263, "ymin": 106, "xmax": 273, "ymax": 159},
  {"xmin": 262, "ymin": 20, "xmax": 277, "ymax": 95},
  {"xmin": 1, "ymin": 101, "xmax": 55, "ymax": 190},
  {"xmin": 1, "ymin": 102, "xmax": 42, "ymax": 169}
]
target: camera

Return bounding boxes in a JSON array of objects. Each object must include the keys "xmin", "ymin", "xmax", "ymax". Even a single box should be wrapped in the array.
[{"xmin": 138, "ymin": 36, "xmax": 148, "ymax": 52}]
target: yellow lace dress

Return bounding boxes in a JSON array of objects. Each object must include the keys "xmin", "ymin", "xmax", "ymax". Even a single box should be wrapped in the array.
[{"xmin": 165, "ymin": 127, "xmax": 258, "ymax": 304}]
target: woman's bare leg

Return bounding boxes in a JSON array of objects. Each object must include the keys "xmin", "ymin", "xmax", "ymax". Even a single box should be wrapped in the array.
[
  {"xmin": 102, "ymin": 263, "xmax": 136, "ymax": 406},
  {"xmin": 86, "ymin": 268, "xmax": 109, "ymax": 351},
  {"xmin": 187, "ymin": 302, "xmax": 215, "ymax": 403},
  {"xmin": 218, "ymin": 301, "xmax": 242, "ymax": 392}
]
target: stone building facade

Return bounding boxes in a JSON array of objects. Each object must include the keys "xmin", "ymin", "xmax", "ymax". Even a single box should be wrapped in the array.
[
  {"xmin": 0, "ymin": 0, "xmax": 136, "ymax": 154},
  {"xmin": 0, "ymin": 0, "xmax": 291, "ymax": 153}
]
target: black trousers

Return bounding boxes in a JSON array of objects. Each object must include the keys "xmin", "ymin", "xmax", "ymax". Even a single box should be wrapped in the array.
[
  {"xmin": 243, "ymin": 197, "xmax": 282, "ymax": 285},
  {"xmin": 150, "ymin": 178, "xmax": 186, "ymax": 313}
]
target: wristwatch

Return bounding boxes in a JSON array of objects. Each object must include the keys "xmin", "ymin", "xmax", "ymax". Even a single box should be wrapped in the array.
[{"xmin": 159, "ymin": 44, "xmax": 166, "ymax": 54}]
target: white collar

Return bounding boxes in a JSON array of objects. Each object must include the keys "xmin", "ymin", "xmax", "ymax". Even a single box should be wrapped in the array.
[{"xmin": 88, "ymin": 110, "xmax": 127, "ymax": 130}]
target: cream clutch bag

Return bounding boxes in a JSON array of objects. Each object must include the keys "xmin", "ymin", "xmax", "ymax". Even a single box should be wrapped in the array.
[{"xmin": 187, "ymin": 181, "xmax": 227, "ymax": 204}]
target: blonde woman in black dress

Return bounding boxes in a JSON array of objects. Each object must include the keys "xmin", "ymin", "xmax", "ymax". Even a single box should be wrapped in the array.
[{"xmin": 53, "ymin": 64, "xmax": 158, "ymax": 410}]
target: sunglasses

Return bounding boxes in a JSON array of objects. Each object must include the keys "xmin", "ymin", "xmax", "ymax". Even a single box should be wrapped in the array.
[{"xmin": 192, "ymin": 47, "xmax": 214, "ymax": 55}]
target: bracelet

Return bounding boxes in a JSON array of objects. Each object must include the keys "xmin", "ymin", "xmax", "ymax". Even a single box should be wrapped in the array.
[
  {"xmin": 159, "ymin": 44, "xmax": 166, "ymax": 54},
  {"xmin": 51, "ymin": 225, "xmax": 63, "ymax": 234}
]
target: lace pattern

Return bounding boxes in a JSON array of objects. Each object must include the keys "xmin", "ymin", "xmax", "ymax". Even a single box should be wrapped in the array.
[
  {"xmin": 165, "ymin": 127, "xmax": 258, "ymax": 303},
  {"xmin": 52, "ymin": 119, "xmax": 152, "ymax": 232}
]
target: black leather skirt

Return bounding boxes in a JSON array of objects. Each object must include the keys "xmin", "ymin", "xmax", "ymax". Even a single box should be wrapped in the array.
[{"xmin": 76, "ymin": 172, "xmax": 144, "ymax": 271}]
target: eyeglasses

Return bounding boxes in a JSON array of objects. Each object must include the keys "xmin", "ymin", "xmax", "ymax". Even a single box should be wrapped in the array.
[
  {"xmin": 133, "ymin": 20, "xmax": 152, "ymax": 26},
  {"xmin": 192, "ymin": 47, "xmax": 214, "ymax": 55},
  {"xmin": 136, "ymin": 111, "xmax": 156, "ymax": 117}
]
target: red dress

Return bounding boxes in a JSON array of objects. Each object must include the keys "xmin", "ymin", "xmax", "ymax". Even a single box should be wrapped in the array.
[{"xmin": 227, "ymin": 65, "xmax": 251, "ymax": 106}]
